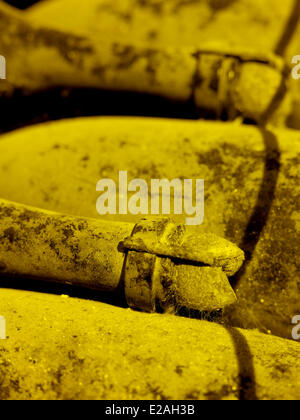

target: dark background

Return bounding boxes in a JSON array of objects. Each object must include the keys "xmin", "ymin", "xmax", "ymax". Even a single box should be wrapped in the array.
[{"xmin": 4, "ymin": 0, "xmax": 41, "ymax": 9}]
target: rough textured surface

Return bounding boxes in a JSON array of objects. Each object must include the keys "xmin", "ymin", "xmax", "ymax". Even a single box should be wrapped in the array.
[
  {"xmin": 0, "ymin": 200, "xmax": 238, "ymax": 313},
  {"xmin": 122, "ymin": 218, "xmax": 245, "ymax": 276},
  {"xmin": 0, "ymin": 288, "xmax": 299, "ymax": 400},
  {"xmin": 0, "ymin": 3, "xmax": 290, "ymax": 123},
  {"xmin": 0, "ymin": 0, "xmax": 299, "ymax": 400},
  {"xmin": 26, "ymin": 0, "xmax": 300, "ymax": 125},
  {"xmin": 26, "ymin": 0, "xmax": 296, "ymax": 53},
  {"xmin": 0, "ymin": 117, "xmax": 299, "ymax": 339},
  {"xmin": 0, "ymin": 198, "xmax": 133, "ymax": 291}
]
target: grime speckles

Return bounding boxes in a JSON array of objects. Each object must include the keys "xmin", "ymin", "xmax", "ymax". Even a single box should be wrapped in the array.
[
  {"xmin": 96, "ymin": 2, "xmax": 133, "ymax": 22},
  {"xmin": 208, "ymin": 0, "xmax": 238, "ymax": 12},
  {"xmin": 204, "ymin": 384, "xmax": 237, "ymax": 400},
  {"xmin": 77, "ymin": 221, "xmax": 88, "ymax": 232},
  {"xmin": 0, "ymin": 7, "xmax": 94, "ymax": 68},
  {"xmin": 3, "ymin": 227, "xmax": 16, "ymax": 244},
  {"xmin": 147, "ymin": 30, "xmax": 158, "ymax": 41},
  {"xmin": 112, "ymin": 44, "xmax": 139, "ymax": 70},
  {"xmin": 34, "ymin": 28, "xmax": 94, "ymax": 68},
  {"xmin": 136, "ymin": 0, "xmax": 164, "ymax": 14},
  {"xmin": 62, "ymin": 227, "xmax": 75, "ymax": 241},
  {"xmin": 171, "ymin": 0, "xmax": 237, "ymax": 14},
  {"xmin": 34, "ymin": 223, "xmax": 48, "ymax": 235},
  {"xmin": 197, "ymin": 148, "xmax": 224, "ymax": 168}
]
